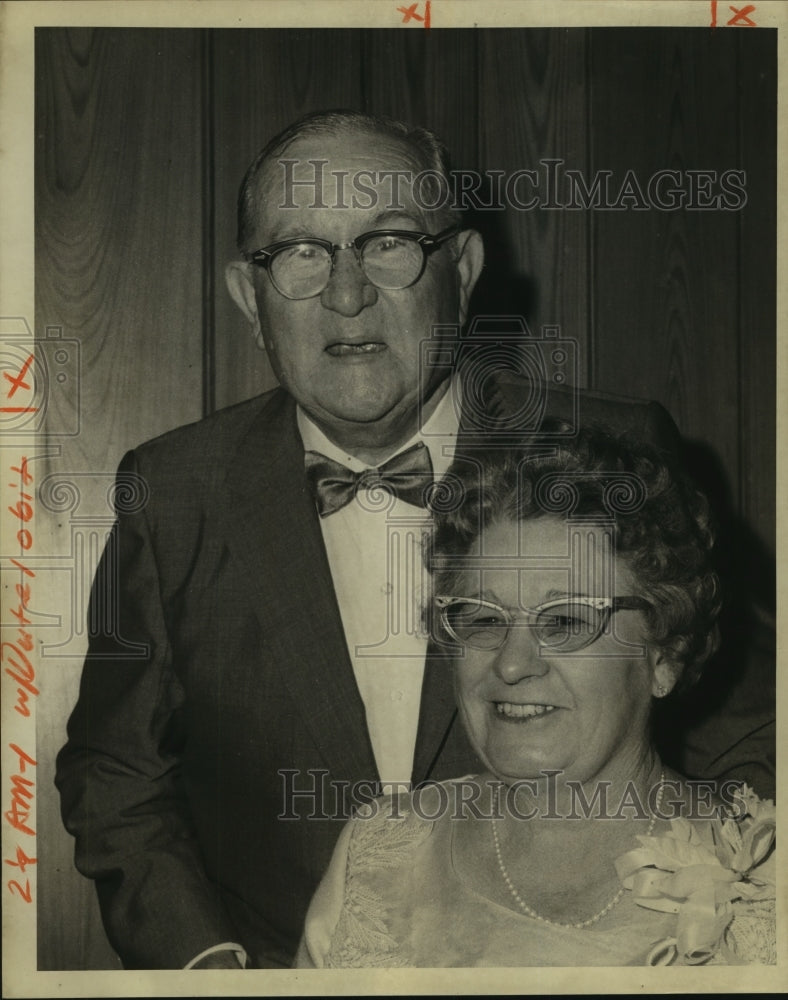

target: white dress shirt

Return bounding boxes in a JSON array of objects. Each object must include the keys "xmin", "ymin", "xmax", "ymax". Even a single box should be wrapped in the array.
[{"xmin": 297, "ymin": 379, "xmax": 461, "ymax": 790}]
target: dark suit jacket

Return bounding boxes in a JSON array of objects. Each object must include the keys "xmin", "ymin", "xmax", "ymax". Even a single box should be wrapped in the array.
[{"xmin": 55, "ymin": 374, "xmax": 771, "ymax": 969}]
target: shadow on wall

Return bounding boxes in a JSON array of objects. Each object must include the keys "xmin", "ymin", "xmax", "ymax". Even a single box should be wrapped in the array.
[{"xmin": 464, "ymin": 202, "xmax": 538, "ymax": 321}]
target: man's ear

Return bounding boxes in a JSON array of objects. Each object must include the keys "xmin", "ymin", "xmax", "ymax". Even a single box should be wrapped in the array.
[
  {"xmin": 225, "ymin": 261, "xmax": 265, "ymax": 349},
  {"xmin": 455, "ymin": 230, "xmax": 484, "ymax": 326},
  {"xmin": 648, "ymin": 646, "xmax": 680, "ymax": 699}
]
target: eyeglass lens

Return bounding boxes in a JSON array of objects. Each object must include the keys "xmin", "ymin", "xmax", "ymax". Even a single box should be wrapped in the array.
[
  {"xmin": 269, "ymin": 234, "xmax": 426, "ymax": 298},
  {"xmin": 442, "ymin": 599, "xmax": 604, "ymax": 652}
]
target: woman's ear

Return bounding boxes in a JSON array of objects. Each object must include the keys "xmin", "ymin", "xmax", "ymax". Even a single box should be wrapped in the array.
[
  {"xmin": 225, "ymin": 261, "xmax": 265, "ymax": 349},
  {"xmin": 648, "ymin": 647, "xmax": 680, "ymax": 699}
]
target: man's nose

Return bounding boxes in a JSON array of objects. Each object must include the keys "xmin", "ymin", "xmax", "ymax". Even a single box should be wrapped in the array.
[
  {"xmin": 492, "ymin": 625, "xmax": 550, "ymax": 685},
  {"xmin": 319, "ymin": 247, "xmax": 378, "ymax": 317}
]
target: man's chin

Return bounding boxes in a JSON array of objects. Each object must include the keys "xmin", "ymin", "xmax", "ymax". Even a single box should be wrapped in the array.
[
  {"xmin": 317, "ymin": 402, "xmax": 401, "ymax": 428},
  {"xmin": 311, "ymin": 372, "xmax": 450, "ymax": 426},
  {"xmin": 301, "ymin": 394, "xmax": 421, "ymax": 456},
  {"xmin": 308, "ymin": 384, "xmax": 407, "ymax": 427}
]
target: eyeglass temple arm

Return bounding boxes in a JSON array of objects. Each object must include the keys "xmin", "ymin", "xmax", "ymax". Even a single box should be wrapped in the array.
[
  {"xmin": 420, "ymin": 226, "xmax": 461, "ymax": 249},
  {"xmin": 611, "ymin": 596, "xmax": 651, "ymax": 612}
]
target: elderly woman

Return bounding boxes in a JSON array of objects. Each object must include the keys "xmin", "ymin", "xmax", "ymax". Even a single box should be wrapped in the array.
[{"xmin": 295, "ymin": 427, "xmax": 775, "ymax": 968}]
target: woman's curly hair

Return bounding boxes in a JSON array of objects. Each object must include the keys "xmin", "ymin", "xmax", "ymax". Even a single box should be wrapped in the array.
[{"xmin": 426, "ymin": 424, "xmax": 721, "ymax": 692}]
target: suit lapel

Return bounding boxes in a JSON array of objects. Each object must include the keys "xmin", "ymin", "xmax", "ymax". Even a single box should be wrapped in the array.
[
  {"xmin": 412, "ymin": 376, "xmax": 517, "ymax": 783},
  {"xmin": 217, "ymin": 390, "xmax": 378, "ymax": 785},
  {"xmin": 411, "ymin": 641, "xmax": 460, "ymax": 783},
  {"xmin": 411, "ymin": 383, "xmax": 496, "ymax": 785}
]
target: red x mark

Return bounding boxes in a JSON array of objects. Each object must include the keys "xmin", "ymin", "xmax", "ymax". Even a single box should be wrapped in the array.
[
  {"xmin": 728, "ymin": 4, "xmax": 756, "ymax": 26},
  {"xmin": 3, "ymin": 354, "xmax": 34, "ymax": 398},
  {"xmin": 710, "ymin": 1, "xmax": 757, "ymax": 25},
  {"xmin": 397, "ymin": 1, "xmax": 431, "ymax": 28},
  {"xmin": 398, "ymin": 3, "xmax": 422, "ymax": 21},
  {"xmin": 1, "ymin": 353, "xmax": 37, "ymax": 413}
]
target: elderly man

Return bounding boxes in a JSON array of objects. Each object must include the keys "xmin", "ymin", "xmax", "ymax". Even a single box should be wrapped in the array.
[{"xmin": 55, "ymin": 110, "xmax": 770, "ymax": 970}]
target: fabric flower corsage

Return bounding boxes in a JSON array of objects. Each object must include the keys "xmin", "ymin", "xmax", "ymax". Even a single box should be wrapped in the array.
[{"xmin": 615, "ymin": 785, "xmax": 776, "ymax": 965}]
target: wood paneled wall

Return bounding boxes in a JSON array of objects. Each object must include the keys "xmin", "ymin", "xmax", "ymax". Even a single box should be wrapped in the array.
[{"xmin": 34, "ymin": 27, "xmax": 775, "ymax": 970}]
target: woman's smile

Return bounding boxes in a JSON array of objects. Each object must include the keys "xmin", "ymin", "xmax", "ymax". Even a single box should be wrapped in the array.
[{"xmin": 493, "ymin": 701, "xmax": 561, "ymax": 721}]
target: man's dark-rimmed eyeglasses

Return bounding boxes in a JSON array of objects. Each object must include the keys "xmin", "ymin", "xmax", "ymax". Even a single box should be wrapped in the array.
[{"xmin": 247, "ymin": 227, "xmax": 459, "ymax": 300}]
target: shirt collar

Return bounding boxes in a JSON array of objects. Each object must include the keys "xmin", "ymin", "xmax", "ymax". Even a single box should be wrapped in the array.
[{"xmin": 297, "ymin": 376, "xmax": 461, "ymax": 480}]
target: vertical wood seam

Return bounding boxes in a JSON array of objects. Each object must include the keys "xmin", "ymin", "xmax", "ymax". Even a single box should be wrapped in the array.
[
  {"xmin": 359, "ymin": 29, "xmax": 369, "ymax": 112},
  {"xmin": 473, "ymin": 30, "xmax": 480, "ymax": 202},
  {"xmin": 735, "ymin": 31, "xmax": 744, "ymax": 524},
  {"xmin": 201, "ymin": 28, "xmax": 216, "ymax": 417},
  {"xmin": 584, "ymin": 28, "xmax": 595, "ymax": 390}
]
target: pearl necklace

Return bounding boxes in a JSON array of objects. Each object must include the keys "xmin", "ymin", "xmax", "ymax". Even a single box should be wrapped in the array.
[{"xmin": 491, "ymin": 771, "xmax": 665, "ymax": 930}]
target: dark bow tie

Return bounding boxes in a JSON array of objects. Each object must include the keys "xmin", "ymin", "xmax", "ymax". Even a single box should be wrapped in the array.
[{"xmin": 305, "ymin": 442, "xmax": 434, "ymax": 517}]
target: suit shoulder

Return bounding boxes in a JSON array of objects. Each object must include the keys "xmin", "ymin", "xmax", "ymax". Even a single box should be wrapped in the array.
[
  {"xmin": 131, "ymin": 388, "xmax": 283, "ymax": 467},
  {"xmin": 493, "ymin": 369, "xmax": 654, "ymax": 412},
  {"xmin": 492, "ymin": 371, "xmax": 681, "ymax": 455}
]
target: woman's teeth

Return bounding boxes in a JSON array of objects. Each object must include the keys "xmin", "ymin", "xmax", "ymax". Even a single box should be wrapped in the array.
[
  {"xmin": 495, "ymin": 702, "xmax": 557, "ymax": 718},
  {"xmin": 326, "ymin": 342, "xmax": 386, "ymax": 356}
]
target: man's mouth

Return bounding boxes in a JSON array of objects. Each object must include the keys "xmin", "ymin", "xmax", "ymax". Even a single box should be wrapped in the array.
[
  {"xmin": 495, "ymin": 702, "xmax": 559, "ymax": 720},
  {"xmin": 325, "ymin": 342, "xmax": 387, "ymax": 357}
]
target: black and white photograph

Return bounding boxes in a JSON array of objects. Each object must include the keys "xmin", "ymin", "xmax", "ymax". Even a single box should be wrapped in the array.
[{"xmin": 1, "ymin": 1, "xmax": 783, "ymax": 995}]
